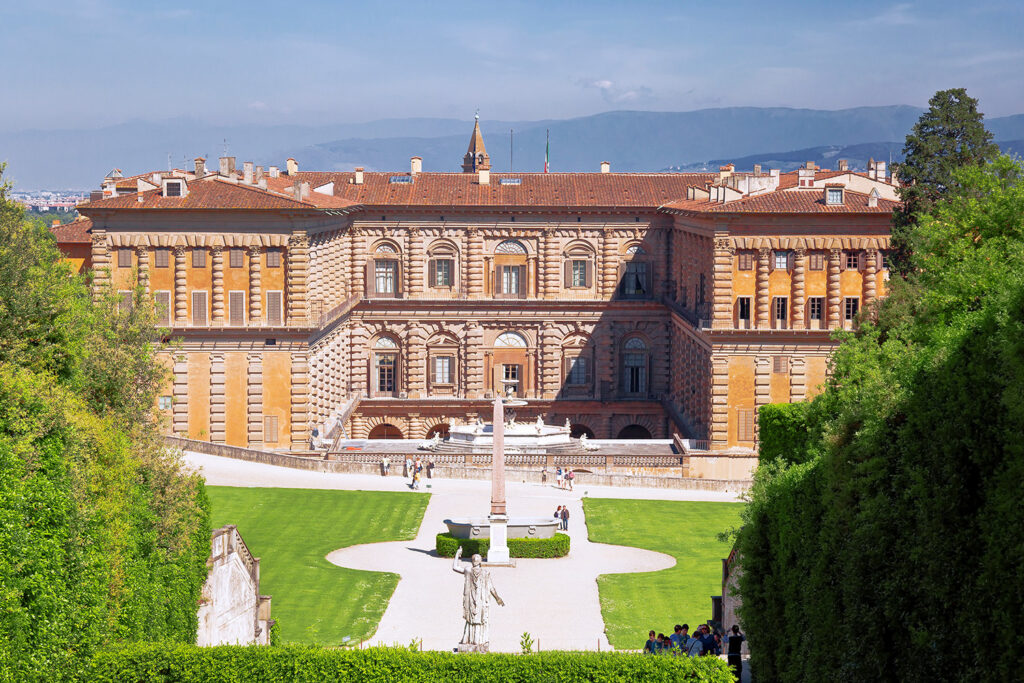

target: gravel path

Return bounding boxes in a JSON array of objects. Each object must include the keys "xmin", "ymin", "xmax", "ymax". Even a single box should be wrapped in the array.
[{"xmin": 184, "ymin": 451, "xmax": 742, "ymax": 652}]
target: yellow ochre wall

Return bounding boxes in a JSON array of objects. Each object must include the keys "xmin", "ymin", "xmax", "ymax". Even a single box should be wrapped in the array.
[
  {"xmin": 225, "ymin": 352, "xmax": 248, "ymax": 447},
  {"xmin": 727, "ymin": 356, "xmax": 755, "ymax": 447},
  {"xmin": 262, "ymin": 352, "xmax": 292, "ymax": 446},
  {"xmin": 187, "ymin": 353, "xmax": 211, "ymax": 440}
]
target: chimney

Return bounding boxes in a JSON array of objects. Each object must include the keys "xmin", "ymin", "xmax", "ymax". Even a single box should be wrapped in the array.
[
  {"xmin": 258, "ymin": 177, "xmax": 267, "ymax": 190},
  {"xmin": 286, "ymin": 158, "xmax": 298, "ymax": 176},
  {"xmin": 410, "ymin": 156, "xmax": 422, "ymax": 175},
  {"xmin": 301, "ymin": 182, "xmax": 310, "ymax": 199},
  {"xmin": 798, "ymin": 164, "xmax": 816, "ymax": 187},
  {"xmin": 293, "ymin": 178, "xmax": 302, "ymax": 199},
  {"xmin": 255, "ymin": 165, "xmax": 264, "ymax": 183},
  {"xmin": 194, "ymin": 157, "xmax": 206, "ymax": 177},
  {"xmin": 753, "ymin": 164, "xmax": 762, "ymax": 176},
  {"xmin": 837, "ymin": 159, "xmax": 849, "ymax": 172},
  {"xmin": 874, "ymin": 160, "xmax": 886, "ymax": 181},
  {"xmin": 151, "ymin": 172, "xmax": 162, "ymax": 185},
  {"xmin": 868, "ymin": 188, "xmax": 880, "ymax": 208},
  {"xmin": 600, "ymin": 161, "xmax": 611, "ymax": 173},
  {"xmin": 719, "ymin": 164, "xmax": 735, "ymax": 181},
  {"xmin": 219, "ymin": 156, "xmax": 235, "ymax": 176},
  {"xmin": 354, "ymin": 167, "xmax": 364, "ymax": 185},
  {"xmin": 243, "ymin": 161, "xmax": 254, "ymax": 185},
  {"xmin": 805, "ymin": 160, "xmax": 815, "ymax": 170},
  {"xmin": 269, "ymin": 166, "xmax": 279, "ymax": 178},
  {"xmin": 478, "ymin": 168, "xmax": 490, "ymax": 185}
]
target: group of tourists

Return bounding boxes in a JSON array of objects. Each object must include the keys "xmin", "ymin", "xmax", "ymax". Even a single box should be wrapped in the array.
[
  {"xmin": 644, "ymin": 624, "xmax": 746, "ymax": 681},
  {"xmin": 389, "ymin": 456, "xmax": 433, "ymax": 489},
  {"xmin": 541, "ymin": 466, "xmax": 575, "ymax": 490},
  {"xmin": 552, "ymin": 505, "xmax": 570, "ymax": 530}
]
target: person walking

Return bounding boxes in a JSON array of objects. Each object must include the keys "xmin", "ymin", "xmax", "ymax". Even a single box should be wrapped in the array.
[
  {"xmin": 555, "ymin": 466, "xmax": 563, "ymax": 489},
  {"xmin": 560, "ymin": 505, "xmax": 570, "ymax": 531},
  {"xmin": 685, "ymin": 629, "xmax": 704, "ymax": 657},
  {"xmin": 382, "ymin": 456, "xmax": 390, "ymax": 477},
  {"xmin": 412, "ymin": 469, "xmax": 421, "ymax": 490},
  {"xmin": 404, "ymin": 457, "xmax": 412, "ymax": 478},
  {"xmin": 727, "ymin": 625, "xmax": 745, "ymax": 682},
  {"xmin": 426, "ymin": 460, "xmax": 435, "ymax": 478},
  {"xmin": 670, "ymin": 624, "xmax": 686, "ymax": 650},
  {"xmin": 566, "ymin": 468, "xmax": 575, "ymax": 491}
]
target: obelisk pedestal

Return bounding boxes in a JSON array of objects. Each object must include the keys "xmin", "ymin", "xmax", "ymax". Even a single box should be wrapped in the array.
[{"xmin": 486, "ymin": 396, "xmax": 511, "ymax": 565}]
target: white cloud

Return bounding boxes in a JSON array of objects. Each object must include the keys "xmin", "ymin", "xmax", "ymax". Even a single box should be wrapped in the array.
[{"xmin": 577, "ymin": 78, "xmax": 654, "ymax": 104}]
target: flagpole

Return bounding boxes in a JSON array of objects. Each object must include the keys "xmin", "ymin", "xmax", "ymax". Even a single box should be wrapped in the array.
[
  {"xmin": 545, "ymin": 128, "xmax": 550, "ymax": 173},
  {"xmin": 510, "ymin": 128, "xmax": 514, "ymax": 172}
]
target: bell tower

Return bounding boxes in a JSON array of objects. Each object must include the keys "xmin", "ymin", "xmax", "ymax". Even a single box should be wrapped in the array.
[{"xmin": 462, "ymin": 114, "xmax": 491, "ymax": 173}]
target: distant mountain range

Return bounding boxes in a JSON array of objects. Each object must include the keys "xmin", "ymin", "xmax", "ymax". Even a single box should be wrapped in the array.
[{"xmin": 3, "ymin": 107, "xmax": 1023, "ymax": 189}]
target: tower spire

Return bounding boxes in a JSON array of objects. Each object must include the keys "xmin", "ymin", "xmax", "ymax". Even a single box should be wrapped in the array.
[{"xmin": 462, "ymin": 113, "xmax": 491, "ymax": 173}]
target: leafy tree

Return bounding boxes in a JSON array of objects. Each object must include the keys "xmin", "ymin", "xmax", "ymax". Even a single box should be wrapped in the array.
[{"xmin": 891, "ymin": 88, "xmax": 998, "ymax": 274}]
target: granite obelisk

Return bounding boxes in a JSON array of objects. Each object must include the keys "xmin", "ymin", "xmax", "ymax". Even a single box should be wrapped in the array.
[{"xmin": 487, "ymin": 395, "xmax": 510, "ymax": 563}]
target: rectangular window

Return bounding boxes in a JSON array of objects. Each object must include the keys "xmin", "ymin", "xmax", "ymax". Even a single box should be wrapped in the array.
[
  {"xmin": 192, "ymin": 248, "xmax": 206, "ymax": 268},
  {"xmin": 154, "ymin": 248, "xmax": 169, "ymax": 268},
  {"xmin": 263, "ymin": 415, "xmax": 279, "ymax": 444},
  {"xmin": 737, "ymin": 408, "xmax": 755, "ymax": 442},
  {"xmin": 809, "ymin": 297, "xmax": 824, "ymax": 321},
  {"xmin": 566, "ymin": 356, "xmax": 588, "ymax": 385},
  {"xmin": 773, "ymin": 356, "xmax": 789, "ymax": 374},
  {"xmin": 375, "ymin": 260, "xmax": 397, "ymax": 295},
  {"xmin": 621, "ymin": 262, "xmax": 649, "ymax": 297},
  {"xmin": 501, "ymin": 265, "xmax": 521, "ymax": 295},
  {"xmin": 845, "ymin": 297, "xmax": 860, "ymax": 320},
  {"xmin": 229, "ymin": 291, "xmax": 245, "ymax": 326},
  {"xmin": 826, "ymin": 187, "xmax": 843, "ymax": 204},
  {"xmin": 191, "ymin": 291, "xmax": 208, "ymax": 326},
  {"xmin": 229, "ymin": 248, "xmax": 244, "ymax": 268},
  {"xmin": 158, "ymin": 396, "xmax": 172, "ymax": 411},
  {"xmin": 118, "ymin": 290, "xmax": 133, "ymax": 313},
  {"xmin": 118, "ymin": 248, "xmax": 132, "ymax": 268},
  {"xmin": 432, "ymin": 259, "xmax": 453, "ymax": 287},
  {"xmin": 774, "ymin": 251, "xmax": 791, "ymax": 271},
  {"xmin": 432, "ymin": 355, "xmax": 453, "ymax": 384},
  {"xmin": 809, "ymin": 252, "xmax": 824, "ymax": 271},
  {"xmin": 165, "ymin": 181, "xmax": 182, "ymax": 197},
  {"xmin": 737, "ymin": 297, "xmax": 751, "ymax": 327},
  {"xmin": 266, "ymin": 291, "xmax": 283, "ymax": 326},
  {"xmin": 501, "ymin": 364, "xmax": 522, "ymax": 396},
  {"xmin": 571, "ymin": 260, "xmax": 588, "ymax": 288},
  {"xmin": 773, "ymin": 296, "xmax": 788, "ymax": 329},
  {"xmin": 266, "ymin": 249, "xmax": 281, "ymax": 268},
  {"xmin": 845, "ymin": 251, "xmax": 861, "ymax": 271},
  {"xmin": 738, "ymin": 251, "xmax": 753, "ymax": 271},
  {"xmin": 623, "ymin": 353, "xmax": 647, "ymax": 394},
  {"xmin": 154, "ymin": 290, "xmax": 171, "ymax": 327},
  {"xmin": 376, "ymin": 354, "xmax": 396, "ymax": 393}
]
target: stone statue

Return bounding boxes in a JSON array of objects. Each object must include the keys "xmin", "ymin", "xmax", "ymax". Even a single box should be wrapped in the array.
[
  {"xmin": 452, "ymin": 547, "xmax": 505, "ymax": 650},
  {"xmin": 564, "ymin": 418, "xmax": 571, "ymax": 430},
  {"xmin": 535, "ymin": 415, "xmax": 544, "ymax": 433}
]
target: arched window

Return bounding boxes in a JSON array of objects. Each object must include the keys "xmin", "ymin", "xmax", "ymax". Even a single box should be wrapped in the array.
[
  {"xmin": 621, "ymin": 337, "xmax": 649, "ymax": 396},
  {"xmin": 620, "ymin": 244, "xmax": 651, "ymax": 299},
  {"xmin": 494, "ymin": 240, "xmax": 527, "ymax": 298},
  {"xmin": 368, "ymin": 243, "xmax": 401, "ymax": 298},
  {"xmin": 368, "ymin": 423, "xmax": 403, "ymax": 439},
  {"xmin": 563, "ymin": 243, "xmax": 595, "ymax": 291},
  {"xmin": 427, "ymin": 333, "xmax": 459, "ymax": 396},
  {"xmin": 427, "ymin": 240, "xmax": 459, "ymax": 291},
  {"xmin": 495, "ymin": 331, "xmax": 528, "ymax": 347},
  {"xmin": 372, "ymin": 336, "xmax": 400, "ymax": 397}
]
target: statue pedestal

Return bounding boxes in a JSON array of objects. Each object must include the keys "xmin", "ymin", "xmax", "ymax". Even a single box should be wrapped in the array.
[
  {"xmin": 457, "ymin": 643, "xmax": 489, "ymax": 653},
  {"xmin": 486, "ymin": 514, "xmax": 510, "ymax": 564}
]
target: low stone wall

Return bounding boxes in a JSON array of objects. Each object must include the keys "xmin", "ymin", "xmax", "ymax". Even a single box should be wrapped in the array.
[{"xmin": 167, "ymin": 436, "xmax": 751, "ymax": 494}]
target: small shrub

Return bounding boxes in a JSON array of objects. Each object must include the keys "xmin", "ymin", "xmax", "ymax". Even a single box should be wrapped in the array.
[
  {"xmin": 520, "ymin": 631, "xmax": 534, "ymax": 654},
  {"xmin": 435, "ymin": 532, "xmax": 570, "ymax": 558}
]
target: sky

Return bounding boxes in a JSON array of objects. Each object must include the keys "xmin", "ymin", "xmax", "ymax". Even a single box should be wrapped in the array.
[{"xmin": 2, "ymin": 0, "xmax": 1023, "ymax": 130}]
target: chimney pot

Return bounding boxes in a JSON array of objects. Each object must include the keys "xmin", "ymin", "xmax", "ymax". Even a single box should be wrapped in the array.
[
  {"xmin": 838, "ymin": 159, "xmax": 849, "ymax": 172},
  {"xmin": 243, "ymin": 161, "xmax": 254, "ymax": 185},
  {"xmin": 269, "ymin": 166, "xmax": 279, "ymax": 178},
  {"xmin": 600, "ymin": 161, "xmax": 610, "ymax": 173},
  {"xmin": 753, "ymin": 164, "xmax": 762, "ymax": 176},
  {"xmin": 411, "ymin": 156, "xmax": 422, "ymax": 175},
  {"xmin": 354, "ymin": 167, "xmax": 364, "ymax": 185},
  {"xmin": 219, "ymin": 156, "xmax": 236, "ymax": 176},
  {"xmin": 286, "ymin": 158, "xmax": 298, "ymax": 176},
  {"xmin": 258, "ymin": 178, "xmax": 267, "ymax": 190},
  {"xmin": 194, "ymin": 157, "xmax": 206, "ymax": 177},
  {"xmin": 255, "ymin": 165, "xmax": 264, "ymax": 182}
]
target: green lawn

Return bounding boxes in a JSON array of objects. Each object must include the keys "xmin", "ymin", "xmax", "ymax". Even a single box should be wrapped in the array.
[
  {"xmin": 583, "ymin": 498, "xmax": 744, "ymax": 650},
  {"xmin": 207, "ymin": 486, "xmax": 428, "ymax": 645}
]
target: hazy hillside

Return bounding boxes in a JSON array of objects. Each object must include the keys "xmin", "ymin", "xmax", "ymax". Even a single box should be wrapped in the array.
[{"xmin": 3, "ymin": 107, "xmax": 1023, "ymax": 189}]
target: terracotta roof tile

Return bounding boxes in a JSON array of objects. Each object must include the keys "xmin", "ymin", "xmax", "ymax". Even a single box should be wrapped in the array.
[
  {"xmin": 663, "ymin": 187, "xmax": 898, "ymax": 214},
  {"xmin": 49, "ymin": 216, "xmax": 92, "ymax": 243}
]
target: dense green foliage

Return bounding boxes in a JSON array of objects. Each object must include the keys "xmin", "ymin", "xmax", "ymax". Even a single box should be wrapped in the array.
[
  {"xmin": 86, "ymin": 643, "xmax": 733, "ymax": 682},
  {"xmin": 891, "ymin": 88, "xmax": 998, "ymax": 272},
  {"xmin": 583, "ymin": 498, "xmax": 743, "ymax": 649},
  {"xmin": 435, "ymin": 532, "xmax": 571, "ymax": 558},
  {"xmin": 755, "ymin": 402, "xmax": 812, "ymax": 465},
  {"xmin": 0, "ymin": 165, "xmax": 210, "ymax": 681},
  {"xmin": 207, "ymin": 486, "xmax": 428, "ymax": 645},
  {"xmin": 740, "ymin": 156, "xmax": 1024, "ymax": 682}
]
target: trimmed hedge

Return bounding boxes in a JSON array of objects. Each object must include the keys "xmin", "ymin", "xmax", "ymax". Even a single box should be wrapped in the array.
[
  {"xmin": 87, "ymin": 644, "xmax": 733, "ymax": 682},
  {"xmin": 435, "ymin": 532, "xmax": 570, "ymax": 558}
]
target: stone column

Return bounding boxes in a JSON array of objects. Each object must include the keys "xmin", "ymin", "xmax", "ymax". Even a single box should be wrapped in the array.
[
  {"xmin": 710, "ymin": 356, "xmax": 729, "ymax": 447},
  {"xmin": 247, "ymin": 353, "xmax": 263, "ymax": 447},
  {"xmin": 211, "ymin": 246, "xmax": 225, "ymax": 324},
  {"xmin": 466, "ymin": 228, "xmax": 483, "ymax": 298},
  {"xmin": 173, "ymin": 245, "xmax": 188, "ymax": 323},
  {"xmin": 209, "ymin": 352, "xmax": 226, "ymax": 444},
  {"xmin": 172, "ymin": 353, "xmax": 189, "ymax": 436},
  {"xmin": 406, "ymin": 326, "xmax": 426, "ymax": 398},
  {"xmin": 712, "ymin": 238, "xmax": 734, "ymax": 329},
  {"xmin": 827, "ymin": 248, "xmax": 842, "ymax": 329},
  {"xmin": 600, "ymin": 230, "xmax": 617, "ymax": 298},
  {"xmin": 791, "ymin": 247, "xmax": 806, "ymax": 330},
  {"xmin": 542, "ymin": 229, "xmax": 559, "ymax": 299},
  {"xmin": 789, "ymin": 356, "xmax": 807, "ymax": 403},
  {"xmin": 290, "ymin": 351, "xmax": 310, "ymax": 449},
  {"xmin": 755, "ymin": 248, "xmax": 771, "ymax": 328},
  {"xmin": 136, "ymin": 246, "xmax": 150, "ymax": 293},
  {"xmin": 863, "ymin": 248, "xmax": 878, "ymax": 310},
  {"xmin": 754, "ymin": 356, "xmax": 771, "ymax": 442},
  {"xmin": 407, "ymin": 228, "xmax": 423, "ymax": 298},
  {"xmin": 248, "ymin": 245, "xmax": 262, "ymax": 325},
  {"xmin": 287, "ymin": 232, "xmax": 310, "ymax": 324},
  {"xmin": 465, "ymin": 324, "xmax": 485, "ymax": 398},
  {"xmin": 528, "ymin": 254, "xmax": 538, "ymax": 298},
  {"xmin": 540, "ymin": 323, "xmax": 561, "ymax": 399},
  {"xmin": 90, "ymin": 230, "xmax": 110, "ymax": 299}
]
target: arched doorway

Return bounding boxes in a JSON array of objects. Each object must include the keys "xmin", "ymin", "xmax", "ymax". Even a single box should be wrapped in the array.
[
  {"xmin": 616, "ymin": 424, "xmax": 652, "ymax": 439},
  {"xmin": 368, "ymin": 423, "xmax": 404, "ymax": 439},
  {"xmin": 570, "ymin": 424, "xmax": 595, "ymax": 439},
  {"xmin": 426, "ymin": 423, "xmax": 450, "ymax": 440}
]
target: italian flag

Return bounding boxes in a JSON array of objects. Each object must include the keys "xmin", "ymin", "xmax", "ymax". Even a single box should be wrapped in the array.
[{"xmin": 544, "ymin": 129, "xmax": 549, "ymax": 173}]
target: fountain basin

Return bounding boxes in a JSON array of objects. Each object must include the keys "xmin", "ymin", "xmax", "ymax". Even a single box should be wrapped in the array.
[
  {"xmin": 448, "ymin": 422, "xmax": 572, "ymax": 449},
  {"xmin": 443, "ymin": 517, "xmax": 560, "ymax": 539}
]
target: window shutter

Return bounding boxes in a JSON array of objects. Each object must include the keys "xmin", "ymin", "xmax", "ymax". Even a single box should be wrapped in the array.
[
  {"xmin": 617, "ymin": 264, "xmax": 625, "ymax": 295},
  {"xmin": 154, "ymin": 249, "xmax": 169, "ymax": 268},
  {"xmin": 518, "ymin": 265, "xmax": 527, "ymax": 295},
  {"xmin": 119, "ymin": 290, "xmax": 133, "ymax": 313},
  {"xmin": 494, "ymin": 265, "xmax": 501, "ymax": 295},
  {"xmin": 154, "ymin": 291, "xmax": 170, "ymax": 326},
  {"xmin": 428, "ymin": 259, "xmax": 436, "ymax": 287},
  {"xmin": 563, "ymin": 356, "xmax": 572, "ymax": 381},
  {"xmin": 229, "ymin": 291, "xmax": 245, "ymax": 326},
  {"xmin": 516, "ymin": 364, "xmax": 524, "ymax": 396},
  {"xmin": 564, "ymin": 260, "xmax": 572, "ymax": 289},
  {"xmin": 192, "ymin": 291, "xmax": 207, "ymax": 326},
  {"xmin": 365, "ymin": 259, "xmax": 374, "ymax": 297},
  {"xmin": 266, "ymin": 291, "xmax": 283, "ymax": 326},
  {"xmin": 264, "ymin": 415, "xmax": 278, "ymax": 443},
  {"xmin": 788, "ymin": 252, "xmax": 795, "ymax": 270},
  {"xmin": 584, "ymin": 260, "xmax": 592, "ymax": 288},
  {"xmin": 840, "ymin": 252, "xmax": 848, "ymax": 271},
  {"xmin": 584, "ymin": 355, "xmax": 593, "ymax": 384},
  {"xmin": 192, "ymin": 248, "xmax": 205, "ymax": 268}
]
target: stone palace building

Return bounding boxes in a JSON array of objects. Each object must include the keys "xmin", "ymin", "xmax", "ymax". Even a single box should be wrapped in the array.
[{"xmin": 54, "ymin": 120, "xmax": 898, "ymax": 456}]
